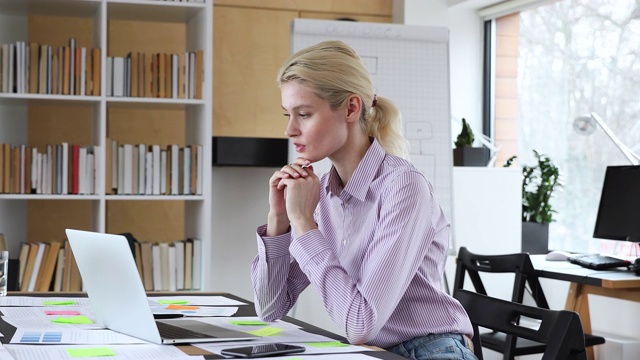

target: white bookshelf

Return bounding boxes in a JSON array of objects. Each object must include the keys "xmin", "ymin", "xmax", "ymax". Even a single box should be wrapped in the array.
[{"xmin": 0, "ymin": 0, "xmax": 212, "ymax": 291}]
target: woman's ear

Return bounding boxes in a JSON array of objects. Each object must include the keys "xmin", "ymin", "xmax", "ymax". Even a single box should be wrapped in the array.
[{"xmin": 345, "ymin": 94, "xmax": 362, "ymax": 123}]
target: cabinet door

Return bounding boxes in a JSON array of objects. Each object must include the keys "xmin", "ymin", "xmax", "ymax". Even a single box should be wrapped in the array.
[{"xmin": 213, "ymin": 6, "xmax": 297, "ymax": 138}]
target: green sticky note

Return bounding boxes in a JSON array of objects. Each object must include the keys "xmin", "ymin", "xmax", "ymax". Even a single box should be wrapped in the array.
[
  {"xmin": 66, "ymin": 347, "xmax": 116, "ymax": 357},
  {"xmin": 304, "ymin": 341, "xmax": 349, "ymax": 347},
  {"xmin": 247, "ymin": 326, "xmax": 284, "ymax": 337},
  {"xmin": 43, "ymin": 300, "xmax": 75, "ymax": 306},
  {"xmin": 52, "ymin": 315, "xmax": 94, "ymax": 324},
  {"xmin": 229, "ymin": 320, "xmax": 268, "ymax": 326},
  {"xmin": 156, "ymin": 300, "xmax": 188, "ymax": 305}
]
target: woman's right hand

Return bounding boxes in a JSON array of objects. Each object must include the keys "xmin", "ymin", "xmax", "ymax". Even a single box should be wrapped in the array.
[{"xmin": 266, "ymin": 159, "xmax": 311, "ymax": 236}]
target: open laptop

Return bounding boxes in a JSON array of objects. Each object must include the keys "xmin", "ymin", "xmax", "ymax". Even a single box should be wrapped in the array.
[{"xmin": 65, "ymin": 228, "xmax": 258, "ymax": 344}]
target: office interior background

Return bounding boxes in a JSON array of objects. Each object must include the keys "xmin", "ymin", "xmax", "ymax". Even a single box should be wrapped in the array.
[{"xmin": 211, "ymin": 1, "xmax": 640, "ymax": 357}]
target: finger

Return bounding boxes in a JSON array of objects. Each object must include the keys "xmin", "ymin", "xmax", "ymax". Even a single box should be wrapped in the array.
[{"xmin": 287, "ymin": 163, "xmax": 309, "ymax": 177}]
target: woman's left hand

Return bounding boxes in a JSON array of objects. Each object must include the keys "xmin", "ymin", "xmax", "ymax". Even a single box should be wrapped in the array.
[{"xmin": 278, "ymin": 164, "xmax": 320, "ymax": 234}]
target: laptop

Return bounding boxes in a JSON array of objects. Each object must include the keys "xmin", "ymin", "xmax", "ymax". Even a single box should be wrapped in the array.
[{"xmin": 65, "ymin": 228, "xmax": 258, "ymax": 344}]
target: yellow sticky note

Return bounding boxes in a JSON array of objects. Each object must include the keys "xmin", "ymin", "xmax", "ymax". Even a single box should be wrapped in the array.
[
  {"xmin": 247, "ymin": 326, "xmax": 284, "ymax": 337},
  {"xmin": 166, "ymin": 304, "xmax": 199, "ymax": 310},
  {"xmin": 66, "ymin": 347, "xmax": 116, "ymax": 357},
  {"xmin": 305, "ymin": 341, "xmax": 349, "ymax": 347},
  {"xmin": 229, "ymin": 320, "xmax": 267, "ymax": 326},
  {"xmin": 43, "ymin": 300, "xmax": 75, "ymax": 306},
  {"xmin": 157, "ymin": 300, "xmax": 188, "ymax": 305},
  {"xmin": 52, "ymin": 315, "xmax": 94, "ymax": 324}
]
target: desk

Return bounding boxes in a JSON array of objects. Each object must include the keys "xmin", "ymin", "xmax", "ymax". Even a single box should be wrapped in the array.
[
  {"xmin": 0, "ymin": 292, "xmax": 404, "ymax": 360},
  {"xmin": 530, "ymin": 255, "xmax": 640, "ymax": 360}
]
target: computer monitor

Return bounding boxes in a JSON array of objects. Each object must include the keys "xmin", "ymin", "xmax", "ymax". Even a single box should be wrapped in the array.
[{"xmin": 593, "ymin": 165, "xmax": 640, "ymax": 242}]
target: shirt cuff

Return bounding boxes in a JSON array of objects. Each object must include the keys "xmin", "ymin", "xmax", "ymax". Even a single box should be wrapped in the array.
[
  {"xmin": 256, "ymin": 224, "xmax": 292, "ymax": 258},
  {"xmin": 289, "ymin": 229, "xmax": 330, "ymax": 270}
]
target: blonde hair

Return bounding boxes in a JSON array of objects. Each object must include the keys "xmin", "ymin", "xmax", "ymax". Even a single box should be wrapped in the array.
[{"xmin": 276, "ymin": 40, "xmax": 408, "ymax": 159}]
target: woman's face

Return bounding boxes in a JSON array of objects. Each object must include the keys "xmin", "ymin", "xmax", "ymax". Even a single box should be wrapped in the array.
[{"xmin": 281, "ymin": 81, "xmax": 350, "ymax": 163}]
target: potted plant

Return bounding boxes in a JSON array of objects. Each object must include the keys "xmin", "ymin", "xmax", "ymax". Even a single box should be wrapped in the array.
[
  {"xmin": 453, "ymin": 118, "xmax": 490, "ymax": 166},
  {"xmin": 504, "ymin": 150, "xmax": 563, "ymax": 254}
]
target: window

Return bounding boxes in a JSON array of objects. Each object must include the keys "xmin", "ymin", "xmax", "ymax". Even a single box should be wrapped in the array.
[{"xmin": 491, "ymin": 0, "xmax": 640, "ymax": 257}]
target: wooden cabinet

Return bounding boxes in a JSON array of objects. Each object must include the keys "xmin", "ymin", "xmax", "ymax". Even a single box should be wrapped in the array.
[{"xmin": 213, "ymin": 0, "xmax": 393, "ymax": 138}]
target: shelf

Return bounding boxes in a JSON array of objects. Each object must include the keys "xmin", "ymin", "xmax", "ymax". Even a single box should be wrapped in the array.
[
  {"xmin": 0, "ymin": 94, "xmax": 101, "ymax": 106},
  {"xmin": 0, "ymin": 194, "xmax": 101, "ymax": 200},
  {"xmin": 107, "ymin": 97, "xmax": 205, "ymax": 109},
  {"xmin": 0, "ymin": 0, "xmax": 101, "ymax": 17},
  {"xmin": 106, "ymin": 195, "xmax": 205, "ymax": 200},
  {"xmin": 107, "ymin": 0, "xmax": 206, "ymax": 23}
]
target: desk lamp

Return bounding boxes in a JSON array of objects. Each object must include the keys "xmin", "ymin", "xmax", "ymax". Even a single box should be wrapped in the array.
[{"xmin": 573, "ymin": 112, "xmax": 640, "ymax": 165}]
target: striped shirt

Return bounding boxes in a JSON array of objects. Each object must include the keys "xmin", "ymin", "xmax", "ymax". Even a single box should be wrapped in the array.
[{"xmin": 251, "ymin": 138, "xmax": 473, "ymax": 347}]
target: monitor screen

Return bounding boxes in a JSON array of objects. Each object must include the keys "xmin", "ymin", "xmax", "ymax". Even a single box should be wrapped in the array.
[{"xmin": 593, "ymin": 165, "xmax": 640, "ymax": 242}]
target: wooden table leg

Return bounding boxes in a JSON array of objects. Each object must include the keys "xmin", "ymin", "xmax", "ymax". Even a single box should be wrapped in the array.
[{"xmin": 566, "ymin": 283, "xmax": 595, "ymax": 360}]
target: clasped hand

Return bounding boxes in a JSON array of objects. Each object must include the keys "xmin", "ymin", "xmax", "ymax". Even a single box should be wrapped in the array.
[{"xmin": 268, "ymin": 159, "xmax": 319, "ymax": 234}]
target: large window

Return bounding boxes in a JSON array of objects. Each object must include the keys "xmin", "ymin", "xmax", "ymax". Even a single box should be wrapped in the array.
[{"xmin": 493, "ymin": 0, "xmax": 640, "ymax": 256}]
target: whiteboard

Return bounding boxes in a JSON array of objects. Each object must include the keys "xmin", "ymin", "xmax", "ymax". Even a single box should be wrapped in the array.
[{"xmin": 289, "ymin": 19, "xmax": 455, "ymax": 252}]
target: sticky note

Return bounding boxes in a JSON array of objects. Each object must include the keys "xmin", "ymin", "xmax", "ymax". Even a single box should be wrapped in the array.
[
  {"xmin": 67, "ymin": 347, "xmax": 116, "ymax": 358},
  {"xmin": 52, "ymin": 315, "xmax": 94, "ymax": 324},
  {"xmin": 43, "ymin": 300, "xmax": 75, "ymax": 306},
  {"xmin": 247, "ymin": 326, "xmax": 284, "ymax": 337},
  {"xmin": 45, "ymin": 310, "xmax": 81, "ymax": 316},
  {"xmin": 229, "ymin": 320, "xmax": 268, "ymax": 326},
  {"xmin": 166, "ymin": 304, "xmax": 199, "ymax": 310},
  {"xmin": 157, "ymin": 300, "xmax": 188, "ymax": 305},
  {"xmin": 305, "ymin": 341, "xmax": 349, "ymax": 347}
]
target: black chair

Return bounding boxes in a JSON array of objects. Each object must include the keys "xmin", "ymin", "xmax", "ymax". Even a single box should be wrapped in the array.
[
  {"xmin": 453, "ymin": 247, "xmax": 605, "ymax": 359},
  {"xmin": 454, "ymin": 289, "xmax": 587, "ymax": 360}
]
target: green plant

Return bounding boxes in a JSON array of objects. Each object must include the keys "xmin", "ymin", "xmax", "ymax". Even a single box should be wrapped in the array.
[
  {"xmin": 504, "ymin": 150, "xmax": 563, "ymax": 223},
  {"xmin": 454, "ymin": 118, "xmax": 474, "ymax": 148}
]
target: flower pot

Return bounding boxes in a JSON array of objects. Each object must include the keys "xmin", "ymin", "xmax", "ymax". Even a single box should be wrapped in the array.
[
  {"xmin": 521, "ymin": 222, "xmax": 549, "ymax": 254},
  {"xmin": 453, "ymin": 147, "xmax": 490, "ymax": 167}
]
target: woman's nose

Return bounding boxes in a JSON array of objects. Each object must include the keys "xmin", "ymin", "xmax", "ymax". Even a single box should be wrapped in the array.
[{"xmin": 284, "ymin": 120, "xmax": 298, "ymax": 138}]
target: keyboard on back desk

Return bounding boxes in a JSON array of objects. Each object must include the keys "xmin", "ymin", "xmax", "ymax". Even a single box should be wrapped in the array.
[{"xmin": 567, "ymin": 254, "xmax": 631, "ymax": 270}]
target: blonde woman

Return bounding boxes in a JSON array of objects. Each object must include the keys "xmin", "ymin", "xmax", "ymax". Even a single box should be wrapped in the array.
[{"xmin": 251, "ymin": 41, "xmax": 476, "ymax": 360}]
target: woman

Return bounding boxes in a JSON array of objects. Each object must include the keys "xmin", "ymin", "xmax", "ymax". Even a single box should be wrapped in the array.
[{"xmin": 250, "ymin": 40, "xmax": 476, "ymax": 360}]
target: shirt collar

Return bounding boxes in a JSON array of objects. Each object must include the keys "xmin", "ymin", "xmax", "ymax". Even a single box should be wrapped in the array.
[{"xmin": 326, "ymin": 138, "xmax": 386, "ymax": 202}]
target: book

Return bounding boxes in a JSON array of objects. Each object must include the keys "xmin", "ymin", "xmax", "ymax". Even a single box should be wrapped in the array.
[
  {"xmin": 36, "ymin": 241, "xmax": 62, "ymax": 292},
  {"xmin": 151, "ymin": 244, "xmax": 161, "ymax": 291},
  {"xmin": 52, "ymin": 246, "xmax": 65, "ymax": 292},
  {"xmin": 140, "ymin": 241, "xmax": 153, "ymax": 291},
  {"xmin": 194, "ymin": 49, "xmax": 203, "ymax": 99},
  {"xmin": 27, "ymin": 242, "xmax": 48, "ymax": 292},
  {"xmin": 92, "ymin": 48, "xmax": 100, "ymax": 96},
  {"xmin": 191, "ymin": 238, "xmax": 202, "ymax": 290},
  {"xmin": 17, "ymin": 242, "xmax": 30, "ymax": 290},
  {"xmin": 184, "ymin": 239, "xmax": 193, "ymax": 290}
]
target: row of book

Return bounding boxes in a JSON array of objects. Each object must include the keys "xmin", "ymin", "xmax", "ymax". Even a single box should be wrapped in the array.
[
  {"xmin": 17, "ymin": 236, "xmax": 203, "ymax": 292},
  {"xmin": 0, "ymin": 143, "xmax": 98, "ymax": 195},
  {"xmin": 0, "ymin": 39, "xmax": 101, "ymax": 96},
  {"xmin": 107, "ymin": 141, "xmax": 204, "ymax": 196},
  {"xmin": 106, "ymin": 50, "xmax": 203, "ymax": 99}
]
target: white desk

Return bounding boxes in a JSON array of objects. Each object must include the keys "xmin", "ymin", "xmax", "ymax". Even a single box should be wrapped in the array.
[{"xmin": 531, "ymin": 255, "xmax": 640, "ymax": 359}]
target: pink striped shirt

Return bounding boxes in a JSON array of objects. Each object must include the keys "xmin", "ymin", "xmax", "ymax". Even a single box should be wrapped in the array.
[{"xmin": 251, "ymin": 139, "xmax": 473, "ymax": 347}]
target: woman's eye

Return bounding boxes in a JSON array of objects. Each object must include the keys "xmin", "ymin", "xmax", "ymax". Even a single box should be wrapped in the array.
[
  {"xmin": 299, "ymin": 113, "xmax": 309, "ymax": 119},
  {"xmin": 283, "ymin": 113, "xmax": 291, "ymax": 118}
]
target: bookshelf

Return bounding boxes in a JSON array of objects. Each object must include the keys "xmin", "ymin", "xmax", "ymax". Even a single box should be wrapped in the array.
[{"xmin": 0, "ymin": 0, "xmax": 212, "ymax": 292}]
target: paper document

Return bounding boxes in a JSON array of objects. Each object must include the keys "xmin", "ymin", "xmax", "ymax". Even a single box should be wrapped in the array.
[
  {"xmin": 0, "ymin": 297, "xmax": 91, "ymax": 307},
  {"xmin": 10, "ymin": 329, "xmax": 147, "ymax": 344},
  {"xmin": 3, "ymin": 344, "xmax": 199, "ymax": 360},
  {"xmin": 0, "ymin": 306, "xmax": 95, "ymax": 320},
  {"xmin": 2, "ymin": 316, "xmax": 103, "ymax": 331},
  {"xmin": 149, "ymin": 305, "xmax": 238, "ymax": 317},
  {"xmin": 147, "ymin": 295, "xmax": 246, "ymax": 306}
]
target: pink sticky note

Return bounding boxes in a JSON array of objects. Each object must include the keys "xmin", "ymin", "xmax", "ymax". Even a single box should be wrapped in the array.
[{"xmin": 45, "ymin": 310, "xmax": 81, "ymax": 316}]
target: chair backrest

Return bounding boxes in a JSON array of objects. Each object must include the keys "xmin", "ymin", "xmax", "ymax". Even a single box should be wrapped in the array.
[
  {"xmin": 454, "ymin": 290, "xmax": 586, "ymax": 360},
  {"xmin": 453, "ymin": 246, "xmax": 549, "ymax": 308}
]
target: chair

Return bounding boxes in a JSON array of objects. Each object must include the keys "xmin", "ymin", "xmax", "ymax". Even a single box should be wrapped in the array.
[
  {"xmin": 454, "ymin": 289, "xmax": 587, "ymax": 360},
  {"xmin": 452, "ymin": 247, "xmax": 605, "ymax": 359}
]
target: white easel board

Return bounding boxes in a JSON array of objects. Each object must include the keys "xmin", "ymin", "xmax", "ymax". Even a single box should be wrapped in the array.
[{"xmin": 289, "ymin": 19, "xmax": 454, "ymax": 251}]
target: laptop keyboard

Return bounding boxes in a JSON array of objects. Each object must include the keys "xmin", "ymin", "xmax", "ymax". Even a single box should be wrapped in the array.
[
  {"xmin": 567, "ymin": 254, "xmax": 631, "ymax": 270},
  {"xmin": 156, "ymin": 321, "xmax": 212, "ymax": 339}
]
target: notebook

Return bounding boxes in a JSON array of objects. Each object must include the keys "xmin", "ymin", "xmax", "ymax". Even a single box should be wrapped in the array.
[{"xmin": 65, "ymin": 229, "xmax": 258, "ymax": 344}]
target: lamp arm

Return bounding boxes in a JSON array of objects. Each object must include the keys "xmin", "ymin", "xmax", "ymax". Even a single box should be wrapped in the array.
[{"xmin": 590, "ymin": 112, "xmax": 640, "ymax": 165}]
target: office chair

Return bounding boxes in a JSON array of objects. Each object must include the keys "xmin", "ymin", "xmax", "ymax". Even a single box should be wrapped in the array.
[
  {"xmin": 454, "ymin": 289, "xmax": 587, "ymax": 360},
  {"xmin": 452, "ymin": 247, "xmax": 604, "ymax": 359}
]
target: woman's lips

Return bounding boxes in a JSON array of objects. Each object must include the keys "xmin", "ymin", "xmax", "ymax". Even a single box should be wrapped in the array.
[{"xmin": 294, "ymin": 144, "xmax": 306, "ymax": 152}]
